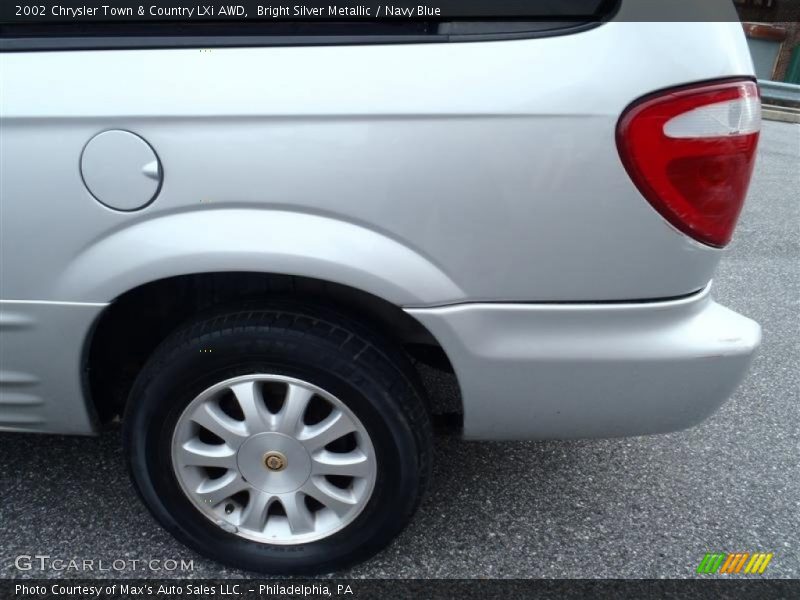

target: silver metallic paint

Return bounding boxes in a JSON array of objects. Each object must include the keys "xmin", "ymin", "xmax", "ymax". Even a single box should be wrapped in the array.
[
  {"xmin": 1, "ymin": 22, "xmax": 755, "ymax": 305},
  {"xmin": 0, "ymin": 18, "xmax": 762, "ymax": 438},
  {"xmin": 0, "ymin": 301, "xmax": 105, "ymax": 433},
  {"xmin": 408, "ymin": 284, "xmax": 761, "ymax": 440}
]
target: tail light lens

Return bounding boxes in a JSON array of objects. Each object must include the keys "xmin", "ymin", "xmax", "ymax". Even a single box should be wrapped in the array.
[{"xmin": 616, "ymin": 79, "xmax": 761, "ymax": 248}]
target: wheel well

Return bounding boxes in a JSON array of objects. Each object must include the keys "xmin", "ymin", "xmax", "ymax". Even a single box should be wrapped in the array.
[{"xmin": 86, "ymin": 272, "xmax": 462, "ymax": 426}]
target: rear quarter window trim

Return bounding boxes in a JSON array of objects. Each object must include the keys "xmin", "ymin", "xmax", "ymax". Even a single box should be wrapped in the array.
[{"xmin": 0, "ymin": 19, "xmax": 608, "ymax": 52}]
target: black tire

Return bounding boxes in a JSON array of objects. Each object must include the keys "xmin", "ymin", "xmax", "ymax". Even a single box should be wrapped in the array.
[{"xmin": 122, "ymin": 302, "xmax": 432, "ymax": 574}]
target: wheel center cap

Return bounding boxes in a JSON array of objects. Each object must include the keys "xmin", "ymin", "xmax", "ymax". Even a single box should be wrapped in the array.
[
  {"xmin": 237, "ymin": 433, "xmax": 311, "ymax": 494},
  {"xmin": 264, "ymin": 451, "xmax": 287, "ymax": 472}
]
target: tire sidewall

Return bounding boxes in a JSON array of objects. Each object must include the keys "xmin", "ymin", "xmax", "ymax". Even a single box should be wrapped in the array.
[{"xmin": 125, "ymin": 325, "xmax": 422, "ymax": 574}]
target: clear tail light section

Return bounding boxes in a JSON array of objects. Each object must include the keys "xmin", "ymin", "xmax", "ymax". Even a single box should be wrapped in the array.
[{"xmin": 616, "ymin": 78, "xmax": 761, "ymax": 248}]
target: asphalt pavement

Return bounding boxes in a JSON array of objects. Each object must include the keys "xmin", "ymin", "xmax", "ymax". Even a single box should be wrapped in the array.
[{"xmin": 1, "ymin": 121, "xmax": 798, "ymax": 580}]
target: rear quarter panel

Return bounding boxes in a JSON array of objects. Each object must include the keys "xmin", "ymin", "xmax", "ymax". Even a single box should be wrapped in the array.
[{"xmin": 0, "ymin": 21, "xmax": 755, "ymax": 305}]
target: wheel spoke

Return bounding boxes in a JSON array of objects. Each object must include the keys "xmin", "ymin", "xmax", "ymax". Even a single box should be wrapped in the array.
[
  {"xmin": 281, "ymin": 493, "xmax": 315, "ymax": 534},
  {"xmin": 173, "ymin": 374, "xmax": 377, "ymax": 544},
  {"xmin": 300, "ymin": 409, "xmax": 356, "ymax": 451},
  {"xmin": 239, "ymin": 490, "xmax": 272, "ymax": 532},
  {"xmin": 195, "ymin": 472, "xmax": 247, "ymax": 507},
  {"xmin": 178, "ymin": 439, "xmax": 237, "ymax": 469},
  {"xmin": 274, "ymin": 384, "xmax": 313, "ymax": 436},
  {"xmin": 190, "ymin": 402, "xmax": 248, "ymax": 447},
  {"xmin": 302, "ymin": 476, "xmax": 357, "ymax": 517},
  {"xmin": 311, "ymin": 450, "xmax": 371, "ymax": 478},
  {"xmin": 230, "ymin": 380, "xmax": 270, "ymax": 434}
]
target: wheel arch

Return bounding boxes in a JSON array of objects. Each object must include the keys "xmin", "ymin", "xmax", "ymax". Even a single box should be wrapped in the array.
[
  {"xmin": 56, "ymin": 208, "xmax": 464, "ymax": 306},
  {"xmin": 84, "ymin": 271, "xmax": 462, "ymax": 425}
]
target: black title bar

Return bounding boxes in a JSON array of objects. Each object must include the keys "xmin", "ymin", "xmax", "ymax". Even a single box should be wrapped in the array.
[
  {"xmin": 2, "ymin": 1, "xmax": 616, "ymax": 23},
  {"xmin": 2, "ymin": 0, "xmax": 797, "ymax": 27},
  {"xmin": 5, "ymin": 579, "xmax": 800, "ymax": 599},
  {"xmin": 6, "ymin": 0, "xmax": 798, "ymax": 25}
]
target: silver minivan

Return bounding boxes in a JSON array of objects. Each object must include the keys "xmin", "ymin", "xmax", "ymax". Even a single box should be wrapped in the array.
[{"xmin": 0, "ymin": 1, "xmax": 761, "ymax": 573}]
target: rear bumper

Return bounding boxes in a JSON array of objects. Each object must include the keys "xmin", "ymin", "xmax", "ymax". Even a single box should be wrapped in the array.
[{"xmin": 407, "ymin": 283, "xmax": 761, "ymax": 440}]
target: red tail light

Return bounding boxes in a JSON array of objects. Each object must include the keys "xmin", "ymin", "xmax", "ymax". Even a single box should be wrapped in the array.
[{"xmin": 616, "ymin": 78, "xmax": 761, "ymax": 248}]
